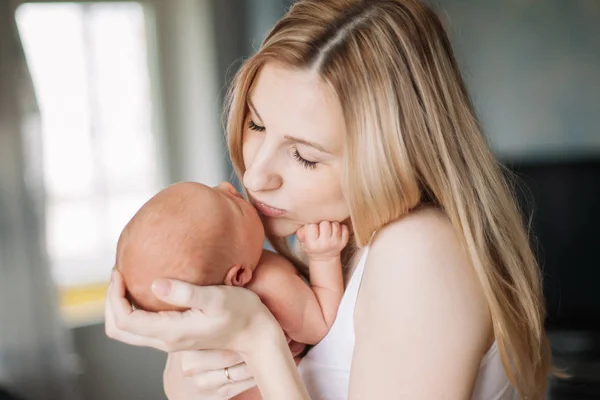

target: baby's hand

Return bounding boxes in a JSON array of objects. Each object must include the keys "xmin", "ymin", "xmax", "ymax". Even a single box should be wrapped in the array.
[{"xmin": 296, "ymin": 221, "xmax": 349, "ymax": 261}]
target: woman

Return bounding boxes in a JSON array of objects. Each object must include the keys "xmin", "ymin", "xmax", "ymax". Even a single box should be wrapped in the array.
[{"xmin": 105, "ymin": 0, "xmax": 552, "ymax": 398}]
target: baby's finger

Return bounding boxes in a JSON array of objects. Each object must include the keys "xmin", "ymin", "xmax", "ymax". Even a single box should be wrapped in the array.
[
  {"xmin": 341, "ymin": 224, "xmax": 350, "ymax": 244},
  {"xmin": 319, "ymin": 221, "xmax": 332, "ymax": 238},
  {"xmin": 307, "ymin": 223, "xmax": 319, "ymax": 241},
  {"xmin": 296, "ymin": 226, "xmax": 306, "ymax": 242},
  {"xmin": 332, "ymin": 221, "xmax": 341, "ymax": 238}
]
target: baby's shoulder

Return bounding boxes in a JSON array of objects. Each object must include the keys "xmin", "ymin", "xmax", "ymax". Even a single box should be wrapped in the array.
[
  {"xmin": 250, "ymin": 250, "xmax": 300, "ymax": 283},
  {"xmin": 246, "ymin": 250, "xmax": 304, "ymax": 301},
  {"xmin": 259, "ymin": 249, "xmax": 298, "ymax": 269}
]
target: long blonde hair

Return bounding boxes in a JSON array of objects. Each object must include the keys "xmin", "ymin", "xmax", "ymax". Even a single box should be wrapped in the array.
[{"xmin": 224, "ymin": 0, "xmax": 552, "ymax": 397}]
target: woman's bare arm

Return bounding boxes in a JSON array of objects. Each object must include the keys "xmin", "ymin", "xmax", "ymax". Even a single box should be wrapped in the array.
[
  {"xmin": 243, "ymin": 320, "xmax": 310, "ymax": 400},
  {"xmin": 349, "ymin": 208, "xmax": 493, "ymax": 398}
]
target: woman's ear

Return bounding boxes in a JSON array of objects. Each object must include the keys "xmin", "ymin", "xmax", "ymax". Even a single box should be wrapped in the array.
[{"xmin": 224, "ymin": 264, "xmax": 253, "ymax": 287}]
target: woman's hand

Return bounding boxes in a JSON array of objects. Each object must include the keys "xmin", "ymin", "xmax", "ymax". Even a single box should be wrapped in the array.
[
  {"xmin": 163, "ymin": 350, "xmax": 256, "ymax": 399},
  {"xmin": 104, "ymin": 269, "xmax": 280, "ymax": 355},
  {"xmin": 105, "ymin": 270, "xmax": 308, "ymax": 399},
  {"xmin": 162, "ymin": 337, "xmax": 305, "ymax": 400}
]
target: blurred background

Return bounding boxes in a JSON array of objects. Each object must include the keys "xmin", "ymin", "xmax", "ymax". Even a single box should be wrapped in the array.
[{"xmin": 0, "ymin": 0, "xmax": 597, "ymax": 399}]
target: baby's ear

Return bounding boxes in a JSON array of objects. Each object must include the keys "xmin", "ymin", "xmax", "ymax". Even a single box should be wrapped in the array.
[{"xmin": 224, "ymin": 264, "xmax": 253, "ymax": 287}]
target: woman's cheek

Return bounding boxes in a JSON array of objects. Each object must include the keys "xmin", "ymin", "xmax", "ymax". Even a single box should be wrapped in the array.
[{"xmin": 242, "ymin": 132, "xmax": 256, "ymax": 169}]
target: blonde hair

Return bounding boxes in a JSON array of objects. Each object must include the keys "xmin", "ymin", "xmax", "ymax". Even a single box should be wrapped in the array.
[{"xmin": 224, "ymin": 0, "xmax": 552, "ymax": 397}]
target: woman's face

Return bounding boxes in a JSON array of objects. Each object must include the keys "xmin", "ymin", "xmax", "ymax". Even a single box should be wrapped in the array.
[{"xmin": 242, "ymin": 62, "xmax": 350, "ymax": 237}]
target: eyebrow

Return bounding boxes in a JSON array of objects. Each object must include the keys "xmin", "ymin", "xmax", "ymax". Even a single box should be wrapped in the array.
[
  {"xmin": 247, "ymin": 98, "xmax": 333, "ymax": 155},
  {"xmin": 284, "ymin": 135, "xmax": 332, "ymax": 155},
  {"xmin": 247, "ymin": 99, "xmax": 263, "ymax": 122}
]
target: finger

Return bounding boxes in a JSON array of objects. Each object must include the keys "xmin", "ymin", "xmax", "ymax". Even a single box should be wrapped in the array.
[
  {"xmin": 307, "ymin": 223, "xmax": 319, "ymax": 241},
  {"xmin": 296, "ymin": 226, "xmax": 306, "ymax": 242},
  {"xmin": 104, "ymin": 286, "xmax": 168, "ymax": 350},
  {"xmin": 224, "ymin": 362, "xmax": 253, "ymax": 383},
  {"xmin": 109, "ymin": 269, "xmax": 132, "ymax": 314},
  {"xmin": 341, "ymin": 224, "xmax": 349, "ymax": 244},
  {"xmin": 109, "ymin": 272, "xmax": 206, "ymax": 347},
  {"xmin": 299, "ymin": 241, "xmax": 308, "ymax": 253},
  {"xmin": 217, "ymin": 378, "xmax": 257, "ymax": 399},
  {"xmin": 152, "ymin": 279, "xmax": 226, "ymax": 312},
  {"xmin": 106, "ymin": 321, "xmax": 167, "ymax": 350},
  {"xmin": 180, "ymin": 350, "xmax": 243, "ymax": 377},
  {"xmin": 332, "ymin": 221, "xmax": 340, "ymax": 238},
  {"xmin": 319, "ymin": 221, "xmax": 332, "ymax": 237},
  {"xmin": 109, "ymin": 271, "xmax": 170, "ymax": 334},
  {"xmin": 193, "ymin": 362, "xmax": 252, "ymax": 391}
]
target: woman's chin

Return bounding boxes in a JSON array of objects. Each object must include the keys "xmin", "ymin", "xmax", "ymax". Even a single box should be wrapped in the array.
[{"xmin": 263, "ymin": 217, "xmax": 302, "ymax": 239}]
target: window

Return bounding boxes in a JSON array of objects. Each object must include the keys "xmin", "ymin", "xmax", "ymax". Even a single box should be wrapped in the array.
[{"xmin": 16, "ymin": 2, "xmax": 164, "ymax": 325}]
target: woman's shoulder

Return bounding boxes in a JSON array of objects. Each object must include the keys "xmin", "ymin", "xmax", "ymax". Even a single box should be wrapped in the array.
[
  {"xmin": 357, "ymin": 204, "xmax": 492, "ymax": 351},
  {"xmin": 372, "ymin": 205, "xmax": 452, "ymax": 244},
  {"xmin": 365, "ymin": 205, "xmax": 480, "ymax": 296}
]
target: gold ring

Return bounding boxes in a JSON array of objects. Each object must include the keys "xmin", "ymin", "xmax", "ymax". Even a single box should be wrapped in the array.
[{"xmin": 224, "ymin": 366, "xmax": 234, "ymax": 383}]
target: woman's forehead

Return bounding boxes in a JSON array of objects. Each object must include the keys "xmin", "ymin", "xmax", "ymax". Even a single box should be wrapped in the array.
[{"xmin": 248, "ymin": 62, "xmax": 346, "ymax": 152}]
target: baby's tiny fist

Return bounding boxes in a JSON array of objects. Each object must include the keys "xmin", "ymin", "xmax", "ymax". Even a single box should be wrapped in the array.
[{"xmin": 300, "ymin": 221, "xmax": 349, "ymax": 260}]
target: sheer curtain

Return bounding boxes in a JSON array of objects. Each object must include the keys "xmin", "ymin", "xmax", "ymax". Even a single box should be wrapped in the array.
[{"xmin": 0, "ymin": 1, "xmax": 79, "ymax": 399}]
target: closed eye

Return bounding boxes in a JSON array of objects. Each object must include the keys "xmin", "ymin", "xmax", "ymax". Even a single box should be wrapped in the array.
[
  {"xmin": 292, "ymin": 149, "xmax": 317, "ymax": 170},
  {"xmin": 248, "ymin": 120, "xmax": 265, "ymax": 132}
]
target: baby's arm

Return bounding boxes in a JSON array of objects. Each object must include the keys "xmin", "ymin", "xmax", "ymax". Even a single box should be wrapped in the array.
[
  {"xmin": 248, "ymin": 222, "xmax": 347, "ymax": 345},
  {"xmin": 296, "ymin": 221, "xmax": 348, "ymax": 331}
]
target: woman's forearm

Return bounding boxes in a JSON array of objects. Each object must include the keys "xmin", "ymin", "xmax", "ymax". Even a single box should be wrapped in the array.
[{"xmin": 242, "ymin": 316, "xmax": 310, "ymax": 400}]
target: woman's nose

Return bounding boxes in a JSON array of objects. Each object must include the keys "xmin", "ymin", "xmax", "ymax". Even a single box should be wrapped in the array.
[{"xmin": 243, "ymin": 154, "xmax": 282, "ymax": 194}]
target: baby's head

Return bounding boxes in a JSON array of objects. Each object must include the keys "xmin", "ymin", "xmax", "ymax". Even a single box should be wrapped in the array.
[{"xmin": 116, "ymin": 181, "xmax": 264, "ymax": 312}]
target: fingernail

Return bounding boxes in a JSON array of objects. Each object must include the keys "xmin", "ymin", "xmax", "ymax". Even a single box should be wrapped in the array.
[{"xmin": 152, "ymin": 279, "xmax": 172, "ymax": 298}]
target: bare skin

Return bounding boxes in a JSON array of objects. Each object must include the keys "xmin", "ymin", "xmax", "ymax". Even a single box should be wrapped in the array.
[
  {"xmin": 115, "ymin": 180, "xmax": 348, "ymax": 399},
  {"xmin": 105, "ymin": 62, "xmax": 493, "ymax": 399}
]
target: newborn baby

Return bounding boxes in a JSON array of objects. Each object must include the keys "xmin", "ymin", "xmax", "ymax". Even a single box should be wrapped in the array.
[{"xmin": 115, "ymin": 181, "xmax": 348, "ymax": 398}]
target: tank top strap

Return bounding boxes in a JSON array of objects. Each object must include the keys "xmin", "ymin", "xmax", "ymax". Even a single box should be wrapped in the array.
[{"xmin": 344, "ymin": 245, "xmax": 370, "ymax": 307}]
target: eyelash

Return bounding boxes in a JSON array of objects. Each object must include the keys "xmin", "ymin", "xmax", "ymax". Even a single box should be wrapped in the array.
[
  {"xmin": 247, "ymin": 119, "xmax": 317, "ymax": 170},
  {"xmin": 292, "ymin": 149, "xmax": 317, "ymax": 170},
  {"xmin": 248, "ymin": 120, "xmax": 265, "ymax": 132}
]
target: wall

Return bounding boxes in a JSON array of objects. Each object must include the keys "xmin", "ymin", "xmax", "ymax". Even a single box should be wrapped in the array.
[{"xmin": 430, "ymin": 0, "xmax": 600, "ymax": 160}]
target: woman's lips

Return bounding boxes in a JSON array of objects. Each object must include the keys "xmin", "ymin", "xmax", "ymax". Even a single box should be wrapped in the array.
[{"xmin": 251, "ymin": 200, "xmax": 287, "ymax": 217}]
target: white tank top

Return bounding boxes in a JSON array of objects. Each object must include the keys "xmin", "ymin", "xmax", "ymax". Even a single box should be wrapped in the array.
[{"xmin": 297, "ymin": 246, "xmax": 518, "ymax": 400}]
